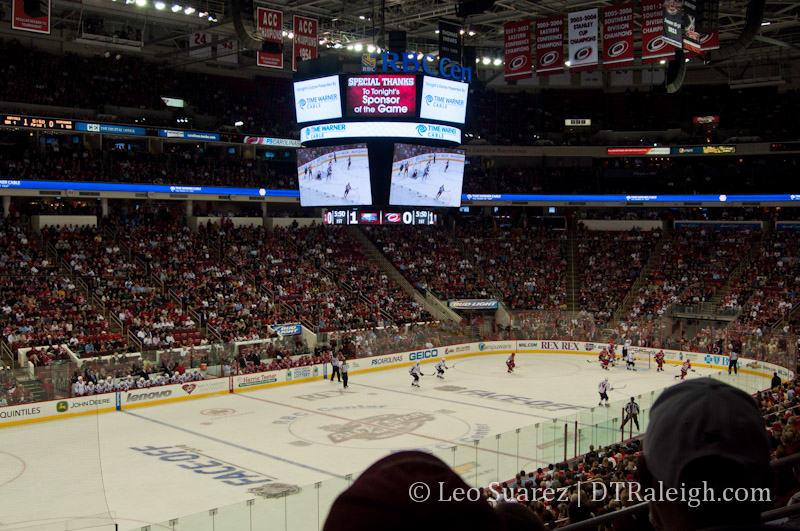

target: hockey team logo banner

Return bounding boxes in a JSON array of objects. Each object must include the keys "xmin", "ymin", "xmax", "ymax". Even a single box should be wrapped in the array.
[
  {"xmin": 642, "ymin": 0, "xmax": 675, "ymax": 64},
  {"xmin": 567, "ymin": 8, "xmax": 599, "ymax": 71},
  {"xmin": 699, "ymin": 30, "xmax": 719, "ymax": 52},
  {"xmin": 257, "ymin": 7, "xmax": 283, "ymax": 69},
  {"xmin": 662, "ymin": 0, "xmax": 684, "ymax": 47},
  {"xmin": 12, "ymin": 0, "xmax": 50, "ymax": 34},
  {"xmin": 293, "ymin": 16, "xmax": 317, "ymax": 72},
  {"xmin": 535, "ymin": 15, "xmax": 565, "ymax": 75},
  {"xmin": 504, "ymin": 21, "xmax": 532, "ymax": 81},
  {"xmin": 602, "ymin": 3, "xmax": 634, "ymax": 68}
]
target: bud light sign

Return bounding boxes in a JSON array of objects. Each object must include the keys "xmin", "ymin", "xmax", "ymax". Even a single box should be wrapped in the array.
[{"xmin": 271, "ymin": 324, "xmax": 302, "ymax": 336}]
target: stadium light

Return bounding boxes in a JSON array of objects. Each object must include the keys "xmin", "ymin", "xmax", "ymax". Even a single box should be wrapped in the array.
[
  {"xmin": 281, "ymin": 29, "xmax": 288, "ymax": 37},
  {"xmin": 319, "ymin": 38, "xmax": 326, "ymax": 45},
  {"xmin": 565, "ymin": 60, "xmax": 571, "ymax": 66},
  {"xmin": 359, "ymin": 15, "xmax": 365, "ymax": 19},
  {"xmin": 184, "ymin": 6, "xmax": 194, "ymax": 14},
  {"xmin": 367, "ymin": 44, "xmax": 376, "ymax": 53},
  {"xmin": 354, "ymin": 43, "xmax": 363, "ymax": 51},
  {"xmin": 207, "ymin": 13, "xmax": 217, "ymax": 21},
  {"xmin": 417, "ymin": 52, "xmax": 423, "ymax": 60},
  {"xmin": 198, "ymin": 11, "xmax": 207, "ymax": 17},
  {"xmin": 434, "ymin": 29, "xmax": 440, "ymax": 34},
  {"xmin": 346, "ymin": 44, "xmax": 353, "ymax": 50},
  {"xmin": 468, "ymin": 30, "xmax": 476, "ymax": 36},
  {"xmin": 288, "ymin": 31, "xmax": 294, "ymax": 39},
  {"xmin": 154, "ymin": 1, "xmax": 165, "ymax": 9},
  {"xmin": 459, "ymin": 28, "xmax": 465, "ymax": 35},
  {"xmin": 493, "ymin": 58, "xmax": 502, "ymax": 66},
  {"xmin": 234, "ymin": 120, "xmax": 244, "ymax": 127},
  {"xmin": 481, "ymin": 56, "xmax": 490, "ymax": 65},
  {"xmin": 171, "ymin": 4, "xmax": 181, "ymax": 12},
  {"xmin": 135, "ymin": 0, "xmax": 146, "ymax": 6}
]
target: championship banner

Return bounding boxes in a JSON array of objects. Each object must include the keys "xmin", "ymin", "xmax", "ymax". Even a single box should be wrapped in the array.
[
  {"xmin": 682, "ymin": 0, "xmax": 701, "ymax": 52},
  {"xmin": 12, "ymin": 0, "xmax": 50, "ymax": 34},
  {"xmin": 504, "ymin": 20, "xmax": 532, "ymax": 81},
  {"xmin": 256, "ymin": 7, "xmax": 283, "ymax": 69},
  {"xmin": 662, "ymin": 0, "xmax": 684, "ymax": 47},
  {"xmin": 602, "ymin": 3, "xmax": 634, "ymax": 68},
  {"xmin": 567, "ymin": 9, "xmax": 599, "ymax": 71},
  {"xmin": 293, "ymin": 16, "xmax": 318, "ymax": 72},
  {"xmin": 535, "ymin": 15, "xmax": 565, "ymax": 75},
  {"xmin": 641, "ymin": 0, "xmax": 675, "ymax": 64}
]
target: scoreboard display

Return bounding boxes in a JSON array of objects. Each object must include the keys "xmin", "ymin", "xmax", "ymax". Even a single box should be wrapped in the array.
[
  {"xmin": 345, "ymin": 75, "xmax": 416, "ymax": 117},
  {"xmin": 324, "ymin": 209, "xmax": 437, "ymax": 225}
]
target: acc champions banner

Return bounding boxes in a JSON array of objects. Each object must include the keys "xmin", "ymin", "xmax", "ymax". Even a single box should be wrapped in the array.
[{"xmin": 257, "ymin": 7, "xmax": 283, "ymax": 69}]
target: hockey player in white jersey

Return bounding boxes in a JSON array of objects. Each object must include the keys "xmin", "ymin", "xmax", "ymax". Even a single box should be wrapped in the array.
[
  {"xmin": 85, "ymin": 381, "xmax": 96, "ymax": 395},
  {"xmin": 72, "ymin": 376, "xmax": 86, "ymax": 397},
  {"xmin": 410, "ymin": 361, "xmax": 424, "ymax": 387},
  {"xmin": 598, "ymin": 377, "xmax": 611, "ymax": 407},
  {"xmin": 626, "ymin": 348, "xmax": 636, "ymax": 370},
  {"xmin": 435, "ymin": 358, "xmax": 449, "ymax": 379}
]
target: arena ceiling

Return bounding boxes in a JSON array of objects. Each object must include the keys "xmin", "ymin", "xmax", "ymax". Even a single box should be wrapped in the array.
[{"xmin": 8, "ymin": 0, "xmax": 800, "ymax": 78}]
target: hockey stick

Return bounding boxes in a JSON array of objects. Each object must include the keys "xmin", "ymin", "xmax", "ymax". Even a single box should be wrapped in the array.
[{"xmin": 611, "ymin": 384, "xmax": 627, "ymax": 390}]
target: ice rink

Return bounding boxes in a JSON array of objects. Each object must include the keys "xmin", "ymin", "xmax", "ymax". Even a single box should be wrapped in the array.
[
  {"xmin": 298, "ymin": 149, "xmax": 372, "ymax": 206},
  {"xmin": 0, "ymin": 353, "xmax": 772, "ymax": 530},
  {"xmin": 390, "ymin": 155, "xmax": 465, "ymax": 207}
]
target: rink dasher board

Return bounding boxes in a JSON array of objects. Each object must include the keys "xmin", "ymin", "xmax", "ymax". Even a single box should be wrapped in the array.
[{"xmin": 1, "ymin": 340, "xmax": 791, "ymax": 427}]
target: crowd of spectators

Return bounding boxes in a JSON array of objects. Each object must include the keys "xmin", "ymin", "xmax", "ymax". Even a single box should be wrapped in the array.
[
  {"xmin": 365, "ymin": 225, "xmax": 491, "ymax": 301},
  {"xmin": 578, "ymin": 226, "xmax": 656, "ymax": 321},
  {"xmin": 458, "ymin": 219, "xmax": 568, "ymax": 310}
]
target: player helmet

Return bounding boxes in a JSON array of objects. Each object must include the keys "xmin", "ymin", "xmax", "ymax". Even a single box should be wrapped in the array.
[
  {"xmin": 605, "ymin": 377, "xmax": 609, "ymax": 382},
  {"xmin": 442, "ymin": 357, "xmax": 446, "ymax": 362}
]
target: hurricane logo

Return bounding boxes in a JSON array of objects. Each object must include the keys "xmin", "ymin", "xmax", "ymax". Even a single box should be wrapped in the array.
[
  {"xmin": 425, "ymin": 95, "xmax": 433, "ymax": 105},
  {"xmin": 539, "ymin": 51, "xmax": 559, "ymax": 67},
  {"xmin": 385, "ymin": 213, "xmax": 401, "ymax": 223},
  {"xmin": 699, "ymin": 33, "xmax": 714, "ymax": 44},
  {"xmin": 574, "ymin": 46, "xmax": 593, "ymax": 62},
  {"xmin": 608, "ymin": 41, "xmax": 629, "ymax": 58},
  {"xmin": 416, "ymin": 125, "xmax": 428, "ymax": 135},
  {"xmin": 508, "ymin": 55, "xmax": 528, "ymax": 71},
  {"xmin": 298, "ymin": 99, "xmax": 307, "ymax": 109},
  {"xmin": 646, "ymin": 36, "xmax": 668, "ymax": 52}
]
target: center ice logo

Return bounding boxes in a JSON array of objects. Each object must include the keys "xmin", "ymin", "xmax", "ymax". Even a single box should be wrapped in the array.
[
  {"xmin": 320, "ymin": 412, "xmax": 435, "ymax": 443},
  {"xmin": 416, "ymin": 124, "xmax": 428, "ymax": 135}
]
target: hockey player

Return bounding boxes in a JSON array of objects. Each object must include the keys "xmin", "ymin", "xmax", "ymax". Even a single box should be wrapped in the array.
[
  {"xmin": 436, "ymin": 185, "xmax": 445, "ymax": 200},
  {"xmin": 347, "ymin": 157, "xmax": 352, "ymax": 170},
  {"xmin": 72, "ymin": 376, "xmax": 86, "ymax": 397},
  {"xmin": 654, "ymin": 350, "xmax": 665, "ymax": 372},
  {"xmin": 676, "ymin": 359, "xmax": 692, "ymax": 380},
  {"xmin": 410, "ymin": 361, "xmax": 424, "ymax": 387},
  {"xmin": 506, "ymin": 353, "xmax": 516, "ymax": 373},
  {"xmin": 620, "ymin": 397, "xmax": 641, "ymax": 432},
  {"xmin": 330, "ymin": 354, "xmax": 341, "ymax": 382},
  {"xmin": 343, "ymin": 183, "xmax": 352, "ymax": 200},
  {"xmin": 626, "ymin": 348, "xmax": 636, "ymax": 370},
  {"xmin": 444, "ymin": 160, "xmax": 449, "ymax": 172},
  {"xmin": 435, "ymin": 358, "xmax": 448, "ymax": 379},
  {"xmin": 86, "ymin": 381, "xmax": 96, "ymax": 395},
  {"xmin": 600, "ymin": 349, "xmax": 610, "ymax": 370},
  {"xmin": 598, "ymin": 377, "xmax": 611, "ymax": 407},
  {"xmin": 729, "ymin": 348, "xmax": 739, "ymax": 375}
]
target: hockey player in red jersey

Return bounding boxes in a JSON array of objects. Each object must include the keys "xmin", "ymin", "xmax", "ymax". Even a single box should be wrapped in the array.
[
  {"xmin": 676, "ymin": 359, "xmax": 692, "ymax": 379},
  {"xmin": 654, "ymin": 350, "xmax": 665, "ymax": 372},
  {"xmin": 506, "ymin": 353, "xmax": 516, "ymax": 373}
]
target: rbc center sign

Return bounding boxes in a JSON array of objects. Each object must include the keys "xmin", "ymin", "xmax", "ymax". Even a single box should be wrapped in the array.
[{"xmin": 377, "ymin": 52, "xmax": 473, "ymax": 83}]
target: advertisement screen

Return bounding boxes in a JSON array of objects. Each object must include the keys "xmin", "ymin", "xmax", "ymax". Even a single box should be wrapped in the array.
[
  {"xmin": 300, "ymin": 122, "xmax": 461, "ymax": 144},
  {"xmin": 390, "ymin": 144, "xmax": 464, "ymax": 207},
  {"xmin": 419, "ymin": 76, "xmax": 468, "ymax": 124},
  {"xmin": 293, "ymin": 75, "xmax": 342, "ymax": 123},
  {"xmin": 297, "ymin": 144, "xmax": 372, "ymax": 206},
  {"xmin": 346, "ymin": 75, "xmax": 416, "ymax": 117}
]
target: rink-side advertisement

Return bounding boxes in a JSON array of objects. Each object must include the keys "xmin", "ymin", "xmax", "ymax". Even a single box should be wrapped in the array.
[
  {"xmin": 297, "ymin": 144, "xmax": 373, "ymax": 206},
  {"xmin": 389, "ymin": 144, "xmax": 465, "ymax": 207},
  {"xmin": 1, "ymin": 340, "xmax": 792, "ymax": 427}
]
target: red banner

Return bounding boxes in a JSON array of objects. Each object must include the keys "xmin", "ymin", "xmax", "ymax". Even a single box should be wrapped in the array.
[
  {"xmin": 700, "ymin": 31, "xmax": 720, "ymax": 52},
  {"xmin": 12, "ymin": 0, "xmax": 50, "ymax": 34},
  {"xmin": 293, "ymin": 15, "xmax": 317, "ymax": 72},
  {"xmin": 602, "ymin": 3, "xmax": 634, "ymax": 68},
  {"xmin": 692, "ymin": 116, "xmax": 720, "ymax": 124},
  {"xmin": 504, "ymin": 20, "xmax": 532, "ymax": 81},
  {"xmin": 641, "ymin": 0, "xmax": 675, "ymax": 64},
  {"xmin": 535, "ymin": 15, "xmax": 565, "ymax": 75},
  {"xmin": 257, "ymin": 7, "xmax": 283, "ymax": 69}
]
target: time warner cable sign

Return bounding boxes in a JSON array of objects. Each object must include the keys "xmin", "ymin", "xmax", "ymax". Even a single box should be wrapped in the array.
[{"xmin": 300, "ymin": 122, "xmax": 461, "ymax": 144}]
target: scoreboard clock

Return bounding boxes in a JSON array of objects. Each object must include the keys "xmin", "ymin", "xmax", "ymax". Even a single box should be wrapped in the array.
[{"xmin": 324, "ymin": 209, "xmax": 437, "ymax": 225}]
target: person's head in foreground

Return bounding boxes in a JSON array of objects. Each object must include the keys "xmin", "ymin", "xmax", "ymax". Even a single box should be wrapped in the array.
[
  {"xmin": 640, "ymin": 378, "xmax": 772, "ymax": 530},
  {"xmin": 323, "ymin": 450, "xmax": 500, "ymax": 531}
]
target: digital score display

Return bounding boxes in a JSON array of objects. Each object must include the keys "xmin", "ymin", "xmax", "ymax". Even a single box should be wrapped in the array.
[
  {"xmin": 324, "ymin": 209, "xmax": 437, "ymax": 225},
  {"xmin": 2, "ymin": 115, "xmax": 74, "ymax": 130},
  {"xmin": 346, "ymin": 75, "xmax": 416, "ymax": 117}
]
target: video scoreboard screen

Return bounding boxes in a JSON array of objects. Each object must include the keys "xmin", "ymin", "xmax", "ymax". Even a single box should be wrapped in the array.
[
  {"xmin": 345, "ymin": 75, "xmax": 416, "ymax": 118},
  {"xmin": 324, "ymin": 209, "xmax": 437, "ymax": 225}
]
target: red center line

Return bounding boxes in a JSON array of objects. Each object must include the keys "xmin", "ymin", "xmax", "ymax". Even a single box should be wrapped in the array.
[{"xmin": 236, "ymin": 393, "xmax": 546, "ymax": 465}]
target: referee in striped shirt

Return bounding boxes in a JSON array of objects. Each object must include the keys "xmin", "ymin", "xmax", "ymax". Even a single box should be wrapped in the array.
[{"xmin": 620, "ymin": 397, "xmax": 640, "ymax": 432}]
